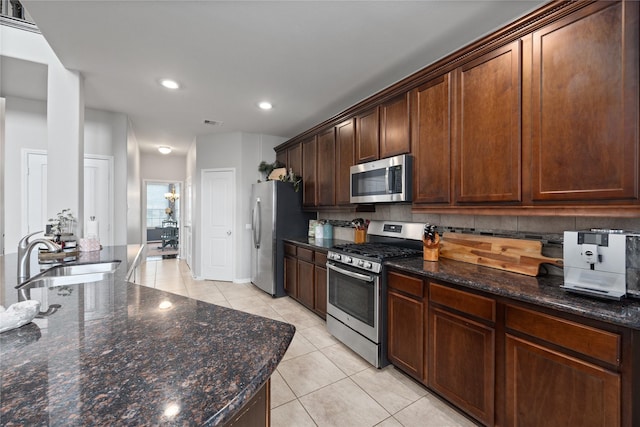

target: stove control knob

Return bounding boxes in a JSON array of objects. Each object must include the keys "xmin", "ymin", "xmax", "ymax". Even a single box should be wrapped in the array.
[
  {"xmin": 364, "ymin": 261, "xmax": 373, "ymax": 269},
  {"xmin": 345, "ymin": 256, "xmax": 353, "ymax": 264},
  {"xmin": 358, "ymin": 260, "xmax": 365, "ymax": 267},
  {"xmin": 335, "ymin": 254, "xmax": 342, "ymax": 261}
]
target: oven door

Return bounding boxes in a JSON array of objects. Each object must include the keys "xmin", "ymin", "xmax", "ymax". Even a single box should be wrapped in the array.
[{"xmin": 326, "ymin": 261, "xmax": 379, "ymax": 343}]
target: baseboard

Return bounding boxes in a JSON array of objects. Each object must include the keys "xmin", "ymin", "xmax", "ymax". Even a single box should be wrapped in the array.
[{"xmin": 234, "ymin": 278, "xmax": 251, "ymax": 284}]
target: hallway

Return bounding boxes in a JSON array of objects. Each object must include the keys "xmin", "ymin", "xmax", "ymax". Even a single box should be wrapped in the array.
[{"xmin": 137, "ymin": 257, "xmax": 474, "ymax": 427}]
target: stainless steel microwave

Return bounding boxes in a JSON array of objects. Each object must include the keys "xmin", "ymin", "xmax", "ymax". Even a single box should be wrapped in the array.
[{"xmin": 350, "ymin": 154, "xmax": 412, "ymax": 204}]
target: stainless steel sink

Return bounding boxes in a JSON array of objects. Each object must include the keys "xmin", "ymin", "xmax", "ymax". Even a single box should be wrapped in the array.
[
  {"xmin": 38, "ymin": 261, "xmax": 121, "ymax": 277},
  {"xmin": 16, "ymin": 261, "xmax": 121, "ymax": 289}
]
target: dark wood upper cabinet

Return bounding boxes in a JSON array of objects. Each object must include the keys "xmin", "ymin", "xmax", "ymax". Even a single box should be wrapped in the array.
[
  {"xmin": 530, "ymin": 1, "xmax": 639, "ymax": 202},
  {"xmin": 380, "ymin": 93, "xmax": 411, "ymax": 158},
  {"xmin": 336, "ymin": 119, "xmax": 355, "ymax": 205},
  {"xmin": 411, "ymin": 74, "xmax": 452, "ymax": 204},
  {"xmin": 316, "ymin": 128, "xmax": 336, "ymax": 206},
  {"xmin": 287, "ymin": 143, "xmax": 302, "ymax": 178},
  {"xmin": 275, "ymin": 150, "xmax": 287, "ymax": 170},
  {"xmin": 454, "ymin": 39, "xmax": 522, "ymax": 204},
  {"xmin": 302, "ymin": 136, "xmax": 317, "ymax": 207},
  {"xmin": 356, "ymin": 107, "xmax": 380, "ymax": 163}
]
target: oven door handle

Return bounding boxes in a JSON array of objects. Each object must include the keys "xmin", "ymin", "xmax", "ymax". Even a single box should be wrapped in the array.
[{"xmin": 327, "ymin": 263, "xmax": 375, "ymax": 282}]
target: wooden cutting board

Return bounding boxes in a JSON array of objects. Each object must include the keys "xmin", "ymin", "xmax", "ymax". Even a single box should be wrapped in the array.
[{"xmin": 439, "ymin": 232, "xmax": 563, "ymax": 276}]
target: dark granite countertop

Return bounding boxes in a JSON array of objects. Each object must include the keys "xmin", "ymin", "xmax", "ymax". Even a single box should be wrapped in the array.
[
  {"xmin": 283, "ymin": 236, "xmax": 351, "ymax": 251},
  {"xmin": 0, "ymin": 246, "xmax": 295, "ymax": 426},
  {"xmin": 387, "ymin": 257, "xmax": 640, "ymax": 330}
]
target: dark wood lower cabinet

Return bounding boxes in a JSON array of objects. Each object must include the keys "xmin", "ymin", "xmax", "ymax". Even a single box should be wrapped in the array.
[
  {"xmin": 223, "ymin": 379, "xmax": 270, "ymax": 427},
  {"xmin": 314, "ymin": 264, "xmax": 327, "ymax": 318},
  {"xmin": 505, "ymin": 334, "xmax": 620, "ymax": 427},
  {"xmin": 283, "ymin": 242, "xmax": 327, "ymax": 319},
  {"xmin": 429, "ymin": 307, "xmax": 495, "ymax": 426},
  {"xmin": 386, "ymin": 268, "xmax": 633, "ymax": 427},
  {"xmin": 297, "ymin": 259, "xmax": 314, "ymax": 309},
  {"xmin": 283, "ymin": 255, "xmax": 297, "ymax": 299},
  {"xmin": 388, "ymin": 290, "xmax": 424, "ymax": 381}
]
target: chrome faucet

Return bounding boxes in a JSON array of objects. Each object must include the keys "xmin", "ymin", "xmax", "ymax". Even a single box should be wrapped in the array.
[{"xmin": 17, "ymin": 231, "xmax": 61, "ymax": 283}]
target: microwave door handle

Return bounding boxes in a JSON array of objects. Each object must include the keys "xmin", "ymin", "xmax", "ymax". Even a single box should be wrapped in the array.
[
  {"xmin": 385, "ymin": 168, "xmax": 391, "ymax": 194},
  {"xmin": 327, "ymin": 263, "xmax": 374, "ymax": 282}
]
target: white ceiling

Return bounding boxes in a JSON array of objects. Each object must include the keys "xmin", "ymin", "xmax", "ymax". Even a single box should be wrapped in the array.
[{"xmin": 14, "ymin": 0, "xmax": 547, "ymax": 155}]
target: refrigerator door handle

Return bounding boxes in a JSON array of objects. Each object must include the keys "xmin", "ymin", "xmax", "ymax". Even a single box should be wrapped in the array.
[{"xmin": 252, "ymin": 199, "xmax": 261, "ymax": 249}]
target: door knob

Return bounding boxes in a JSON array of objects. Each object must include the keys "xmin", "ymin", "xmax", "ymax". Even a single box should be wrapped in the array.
[{"xmin": 227, "ymin": 231, "xmax": 232, "ymax": 236}]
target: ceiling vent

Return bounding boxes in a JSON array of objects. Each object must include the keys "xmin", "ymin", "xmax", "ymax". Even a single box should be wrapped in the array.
[{"xmin": 203, "ymin": 119, "xmax": 223, "ymax": 126}]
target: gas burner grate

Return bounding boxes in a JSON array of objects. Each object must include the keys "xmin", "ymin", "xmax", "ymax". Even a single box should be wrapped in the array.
[{"xmin": 331, "ymin": 243, "xmax": 421, "ymax": 260}]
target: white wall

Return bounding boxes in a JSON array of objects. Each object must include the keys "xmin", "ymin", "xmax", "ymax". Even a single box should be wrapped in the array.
[
  {"xmin": 140, "ymin": 152, "xmax": 187, "ymax": 182},
  {"xmin": 3, "ymin": 96, "xmax": 131, "ymax": 251},
  {"xmin": 191, "ymin": 131, "xmax": 285, "ymax": 281},
  {"xmin": 4, "ymin": 96, "xmax": 48, "ymax": 251},
  {"xmin": 126, "ymin": 121, "xmax": 141, "ymax": 244},
  {"xmin": 1, "ymin": 25, "xmax": 86, "ymax": 250}
]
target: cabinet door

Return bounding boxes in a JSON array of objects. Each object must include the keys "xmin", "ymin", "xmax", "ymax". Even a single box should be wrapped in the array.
[
  {"xmin": 380, "ymin": 93, "xmax": 411, "ymax": 158},
  {"xmin": 297, "ymin": 259, "xmax": 315, "ymax": 310},
  {"xmin": 335, "ymin": 119, "xmax": 355, "ymax": 205},
  {"xmin": 506, "ymin": 334, "xmax": 620, "ymax": 427},
  {"xmin": 302, "ymin": 136, "xmax": 317, "ymax": 207},
  {"xmin": 531, "ymin": 1, "xmax": 638, "ymax": 202},
  {"xmin": 455, "ymin": 40, "xmax": 521, "ymax": 203},
  {"xmin": 314, "ymin": 264, "xmax": 327, "ymax": 319},
  {"xmin": 356, "ymin": 107, "xmax": 380, "ymax": 163},
  {"xmin": 288, "ymin": 143, "xmax": 302, "ymax": 178},
  {"xmin": 317, "ymin": 128, "xmax": 336, "ymax": 206},
  {"xmin": 429, "ymin": 307, "xmax": 494, "ymax": 426},
  {"xmin": 411, "ymin": 74, "xmax": 451, "ymax": 204},
  {"xmin": 275, "ymin": 149, "xmax": 287, "ymax": 169},
  {"xmin": 388, "ymin": 290, "xmax": 424, "ymax": 381},
  {"xmin": 284, "ymin": 256, "xmax": 297, "ymax": 298}
]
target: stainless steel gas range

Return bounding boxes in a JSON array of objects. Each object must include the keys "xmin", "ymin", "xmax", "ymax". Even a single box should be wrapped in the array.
[{"xmin": 326, "ymin": 221, "xmax": 424, "ymax": 368}]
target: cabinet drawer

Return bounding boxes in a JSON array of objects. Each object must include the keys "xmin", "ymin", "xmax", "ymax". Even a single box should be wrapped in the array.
[
  {"xmin": 388, "ymin": 271, "xmax": 424, "ymax": 299},
  {"xmin": 284, "ymin": 243, "xmax": 297, "ymax": 257},
  {"xmin": 315, "ymin": 251, "xmax": 327, "ymax": 265},
  {"xmin": 430, "ymin": 283, "xmax": 495, "ymax": 322},
  {"xmin": 506, "ymin": 305, "xmax": 620, "ymax": 366},
  {"xmin": 297, "ymin": 247, "xmax": 314, "ymax": 262}
]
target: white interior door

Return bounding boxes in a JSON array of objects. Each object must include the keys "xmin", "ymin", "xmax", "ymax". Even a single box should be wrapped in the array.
[
  {"xmin": 201, "ymin": 169, "xmax": 234, "ymax": 281},
  {"xmin": 26, "ymin": 151, "xmax": 48, "ymax": 234},
  {"xmin": 25, "ymin": 151, "xmax": 113, "ymax": 244},
  {"xmin": 84, "ymin": 156, "xmax": 113, "ymax": 246}
]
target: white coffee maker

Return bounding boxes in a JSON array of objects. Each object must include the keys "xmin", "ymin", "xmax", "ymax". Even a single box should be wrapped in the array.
[{"xmin": 562, "ymin": 229, "xmax": 635, "ymax": 300}]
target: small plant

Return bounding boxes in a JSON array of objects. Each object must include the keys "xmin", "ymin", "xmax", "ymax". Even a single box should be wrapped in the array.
[
  {"xmin": 47, "ymin": 208, "xmax": 76, "ymax": 236},
  {"xmin": 258, "ymin": 160, "xmax": 284, "ymax": 179},
  {"xmin": 280, "ymin": 168, "xmax": 302, "ymax": 192}
]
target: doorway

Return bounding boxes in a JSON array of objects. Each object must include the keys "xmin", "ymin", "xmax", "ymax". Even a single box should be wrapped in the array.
[
  {"xmin": 201, "ymin": 168, "xmax": 235, "ymax": 281},
  {"xmin": 23, "ymin": 150, "xmax": 114, "ymax": 245},
  {"xmin": 143, "ymin": 180, "xmax": 182, "ymax": 258}
]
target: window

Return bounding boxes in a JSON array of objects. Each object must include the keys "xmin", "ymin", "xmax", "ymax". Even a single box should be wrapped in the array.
[{"xmin": 146, "ymin": 183, "xmax": 180, "ymax": 227}]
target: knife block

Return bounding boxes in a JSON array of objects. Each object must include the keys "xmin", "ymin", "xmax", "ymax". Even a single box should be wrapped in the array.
[{"xmin": 423, "ymin": 233, "xmax": 440, "ymax": 262}]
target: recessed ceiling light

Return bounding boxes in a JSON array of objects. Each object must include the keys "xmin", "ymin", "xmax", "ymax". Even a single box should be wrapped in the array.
[
  {"xmin": 258, "ymin": 101, "xmax": 273, "ymax": 110},
  {"xmin": 158, "ymin": 146, "xmax": 172, "ymax": 154},
  {"xmin": 160, "ymin": 79, "xmax": 180, "ymax": 90}
]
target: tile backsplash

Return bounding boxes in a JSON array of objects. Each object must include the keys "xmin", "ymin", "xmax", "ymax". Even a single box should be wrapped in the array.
[{"xmin": 320, "ymin": 204, "xmax": 640, "ymax": 277}]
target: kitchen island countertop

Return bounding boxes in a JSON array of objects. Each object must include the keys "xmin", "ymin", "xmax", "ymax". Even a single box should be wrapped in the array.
[{"xmin": 0, "ymin": 246, "xmax": 295, "ymax": 425}]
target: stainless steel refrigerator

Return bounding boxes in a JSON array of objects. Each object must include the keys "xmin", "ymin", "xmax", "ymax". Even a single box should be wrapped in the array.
[{"xmin": 251, "ymin": 180, "xmax": 315, "ymax": 297}]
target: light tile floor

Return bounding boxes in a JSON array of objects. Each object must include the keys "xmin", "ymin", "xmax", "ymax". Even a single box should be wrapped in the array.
[{"xmin": 138, "ymin": 257, "xmax": 477, "ymax": 427}]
